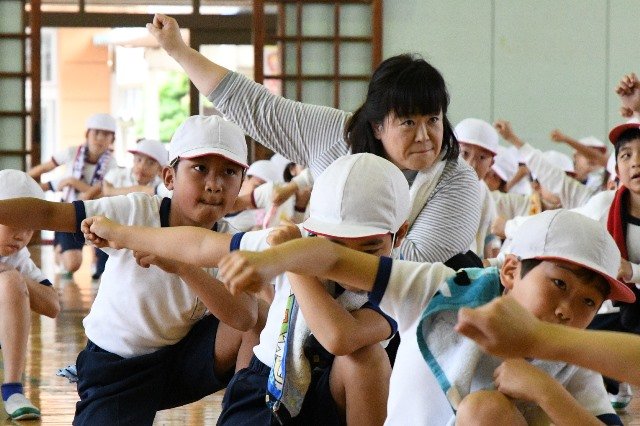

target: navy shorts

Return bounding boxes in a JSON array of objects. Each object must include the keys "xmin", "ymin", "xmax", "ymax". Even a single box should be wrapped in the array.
[
  {"xmin": 54, "ymin": 230, "xmax": 85, "ymax": 252},
  {"xmin": 218, "ymin": 356, "xmax": 340, "ymax": 426},
  {"xmin": 74, "ymin": 315, "xmax": 231, "ymax": 425}
]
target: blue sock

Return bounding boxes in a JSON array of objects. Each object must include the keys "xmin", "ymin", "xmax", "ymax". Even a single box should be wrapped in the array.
[{"xmin": 1, "ymin": 383, "xmax": 23, "ymax": 401}]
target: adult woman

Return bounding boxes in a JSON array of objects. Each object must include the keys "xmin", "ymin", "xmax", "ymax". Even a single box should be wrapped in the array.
[{"xmin": 147, "ymin": 14, "xmax": 480, "ymax": 263}]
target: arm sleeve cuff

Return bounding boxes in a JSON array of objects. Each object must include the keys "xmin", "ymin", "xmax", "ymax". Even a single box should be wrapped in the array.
[
  {"xmin": 39, "ymin": 279, "xmax": 53, "ymax": 287},
  {"xmin": 229, "ymin": 232, "xmax": 246, "ymax": 252},
  {"xmin": 207, "ymin": 72, "xmax": 235, "ymax": 103},
  {"xmin": 597, "ymin": 413, "xmax": 622, "ymax": 425},
  {"xmin": 368, "ymin": 256, "xmax": 393, "ymax": 306},
  {"xmin": 72, "ymin": 201, "xmax": 87, "ymax": 233},
  {"xmin": 360, "ymin": 301, "xmax": 398, "ymax": 338},
  {"xmin": 630, "ymin": 262, "xmax": 640, "ymax": 284}
]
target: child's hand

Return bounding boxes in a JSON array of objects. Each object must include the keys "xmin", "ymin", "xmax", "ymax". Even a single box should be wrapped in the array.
[
  {"xmin": 494, "ymin": 120, "xmax": 515, "ymax": 142},
  {"xmin": 455, "ymin": 296, "xmax": 542, "ymax": 358},
  {"xmin": 493, "ymin": 359, "xmax": 554, "ymax": 403},
  {"xmin": 132, "ymin": 250, "xmax": 184, "ymax": 274},
  {"xmin": 146, "ymin": 14, "xmax": 187, "ymax": 58},
  {"xmin": 267, "ymin": 220, "xmax": 301, "ymax": 246},
  {"xmin": 616, "ymin": 73, "xmax": 640, "ymax": 117},
  {"xmin": 490, "ymin": 216, "xmax": 507, "ymax": 239},
  {"xmin": 81, "ymin": 216, "xmax": 123, "ymax": 249},
  {"xmin": 618, "ymin": 258, "xmax": 633, "ymax": 282},
  {"xmin": 219, "ymin": 251, "xmax": 280, "ymax": 295},
  {"xmin": 549, "ymin": 129, "xmax": 567, "ymax": 143},
  {"xmin": 271, "ymin": 183, "xmax": 296, "ymax": 207}
]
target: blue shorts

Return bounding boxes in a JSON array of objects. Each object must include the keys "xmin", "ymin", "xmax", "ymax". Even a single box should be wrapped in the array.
[
  {"xmin": 218, "ymin": 356, "xmax": 340, "ymax": 426},
  {"xmin": 54, "ymin": 230, "xmax": 85, "ymax": 252},
  {"xmin": 74, "ymin": 315, "xmax": 231, "ymax": 425}
]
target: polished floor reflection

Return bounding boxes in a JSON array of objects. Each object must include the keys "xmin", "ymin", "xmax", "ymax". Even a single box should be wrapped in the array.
[{"xmin": 2, "ymin": 245, "xmax": 640, "ymax": 424}]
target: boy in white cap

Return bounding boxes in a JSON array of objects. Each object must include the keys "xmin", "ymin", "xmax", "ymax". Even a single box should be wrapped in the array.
[
  {"xmin": 28, "ymin": 113, "xmax": 118, "ymax": 276},
  {"xmin": 0, "ymin": 170, "xmax": 60, "ymax": 420},
  {"xmin": 102, "ymin": 138, "xmax": 168, "ymax": 196},
  {"xmin": 550, "ymin": 129, "xmax": 609, "ymax": 190},
  {"xmin": 219, "ymin": 209, "xmax": 632, "ymax": 425},
  {"xmin": 455, "ymin": 118, "xmax": 499, "ymax": 258},
  {"xmin": 0, "ymin": 115, "xmax": 258, "ymax": 425},
  {"xmin": 81, "ymin": 153, "xmax": 408, "ymax": 425}
]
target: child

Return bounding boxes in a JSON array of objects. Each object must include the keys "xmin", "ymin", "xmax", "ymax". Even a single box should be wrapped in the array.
[
  {"xmin": 28, "ymin": 113, "xmax": 118, "ymax": 275},
  {"xmin": 82, "ymin": 153, "xmax": 408, "ymax": 425},
  {"xmin": 102, "ymin": 138, "xmax": 168, "ymax": 196},
  {"xmin": 0, "ymin": 170, "xmax": 60, "ymax": 420},
  {"xmin": 550, "ymin": 129, "xmax": 608, "ymax": 189},
  {"xmin": 0, "ymin": 115, "xmax": 258, "ymax": 425},
  {"xmin": 456, "ymin": 295, "xmax": 640, "ymax": 387},
  {"xmin": 455, "ymin": 118, "xmax": 498, "ymax": 258},
  {"xmin": 219, "ymin": 209, "xmax": 632, "ymax": 425}
]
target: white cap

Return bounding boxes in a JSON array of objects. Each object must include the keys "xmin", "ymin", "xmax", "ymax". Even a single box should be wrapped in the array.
[
  {"xmin": 606, "ymin": 152, "xmax": 617, "ymax": 181},
  {"xmin": 128, "ymin": 139, "xmax": 168, "ymax": 167},
  {"xmin": 85, "ymin": 113, "xmax": 117, "ymax": 133},
  {"xmin": 247, "ymin": 160, "xmax": 279, "ymax": 183},
  {"xmin": 0, "ymin": 169, "xmax": 45, "ymax": 200},
  {"xmin": 302, "ymin": 153, "xmax": 410, "ymax": 238},
  {"xmin": 270, "ymin": 153, "xmax": 291, "ymax": 183},
  {"xmin": 509, "ymin": 209, "xmax": 634, "ymax": 303},
  {"xmin": 168, "ymin": 115, "xmax": 248, "ymax": 168},
  {"xmin": 579, "ymin": 136, "xmax": 607, "ymax": 152},
  {"xmin": 454, "ymin": 118, "xmax": 499, "ymax": 155},
  {"xmin": 491, "ymin": 146, "xmax": 518, "ymax": 182},
  {"xmin": 542, "ymin": 150, "xmax": 574, "ymax": 175}
]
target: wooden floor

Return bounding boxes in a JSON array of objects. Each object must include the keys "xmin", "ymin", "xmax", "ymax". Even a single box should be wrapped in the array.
[{"xmin": 3, "ymin": 244, "xmax": 640, "ymax": 424}]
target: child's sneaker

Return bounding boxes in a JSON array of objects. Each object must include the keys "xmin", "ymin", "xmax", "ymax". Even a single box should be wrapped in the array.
[
  {"xmin": 610, "ymin": 382, "xmax": 633, "ymax": 411},
  {"xmin": 3, "ymin": 393, "xmax": 40, "ymax": 420}
]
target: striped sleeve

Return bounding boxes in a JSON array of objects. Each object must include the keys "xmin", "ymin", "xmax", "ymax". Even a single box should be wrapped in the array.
[
  {"xmin": 208, "ymin": 72, "xmax": 350, "ymax": 177},
  {"xmin": 400, "ymin": 160, "xmax": 482, "ymax": 263}
]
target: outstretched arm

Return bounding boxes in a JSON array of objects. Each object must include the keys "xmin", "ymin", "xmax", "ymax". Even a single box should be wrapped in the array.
[
  {"xmin": 550, "ymin": 129, "xmax": 608, "ymax": 167},
  {"xmin": 456, "ymin": 295, "xmax": 640, "ymax": 386},
  {"xmin": 218, "ymin": 237, "xmax": 380, "ymax": 295},
  {"xmin": 147, "ymin": 14, "xmax": 230, "ymax": 96},
  {"xmin": 82, "ymin": 216, "xmax": 233, "ymax": 267},
  {"xmin": 0, "ymin": 198, "xmax": 76, "ymax": 232}
]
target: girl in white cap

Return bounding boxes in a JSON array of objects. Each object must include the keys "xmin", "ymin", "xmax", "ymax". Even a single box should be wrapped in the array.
[
  {"xmin": 0, "ymin": 170, "xmax": 60, "ymax": 420},
  {"xmin": 146, "ymin": 14, "xmax": 481, "ymax": 268},
  {"xmin": 28, "ymin": 113, "xmax": 118, "ymax": 276}
]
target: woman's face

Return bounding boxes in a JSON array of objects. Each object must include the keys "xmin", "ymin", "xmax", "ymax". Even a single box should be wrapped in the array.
[{"xmin": 374, "ymin": 111, "xmax": 444, "ymax": 171}]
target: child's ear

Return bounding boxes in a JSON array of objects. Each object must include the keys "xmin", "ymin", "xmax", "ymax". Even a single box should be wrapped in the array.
[
  {"xmin": 500, "ymin": 254, "xmax": 520, "ymax": 291},
  {"xmin": 163, "ymin": 166, "xmax": 176, "ymax": 190},
  {"xmin": 372, "ymin": 121, "xmax": 383, "ymax": 139},
  {"xmin": 394, "ymin": 221, "xmax": 409, "ymax": 248}
]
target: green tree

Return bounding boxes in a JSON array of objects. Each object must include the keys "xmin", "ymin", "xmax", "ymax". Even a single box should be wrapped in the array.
[{"xmin": 158, "ymin": 72, "xmax": 189, "ymax": 142}]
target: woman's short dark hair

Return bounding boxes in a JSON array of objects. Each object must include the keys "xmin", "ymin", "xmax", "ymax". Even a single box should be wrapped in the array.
[{"xmin": 345, "ymin": 53, "xmax": 458, "ymax": 161}]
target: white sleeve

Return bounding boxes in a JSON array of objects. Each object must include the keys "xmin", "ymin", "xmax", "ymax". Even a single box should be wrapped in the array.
[
  {"xmin": 291, "ymin": 168, "xmax": 313, "ymax": 190},
  {"xmin": 630, "ymin": 262, "xmax": 640, "ymax": 284},
  {"xmin": 3, "ymin": 248, "xmax": 49, "ymax": 284},
  {"xmin": 82, "ymin": 193, "xmax": 161, "ymax": 227},
  {"xmin": 369, "ymin": 259, "xmax": 455, "ymax": 333},
  {"xmin": 52, "ymin": 146, "xmax": 76, "ymax": 167},
  {"xmin": 518, "ymin": 144, "xmax": 595, "ymax": 209},
  {"xmin": 252, "ymin": 182, "xmax": 274, "ymax": 210}
]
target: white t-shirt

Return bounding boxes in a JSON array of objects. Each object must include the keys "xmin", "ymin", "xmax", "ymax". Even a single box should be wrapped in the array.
[
  {"xmin": 77, "ymin": 193, "xmax": 233, "ymax": 358},
  {"xmin": 0, "ymin": 247, "xmax": 50, "ymax": 285},
  {"xmin": 51, "ymin": 145, "xmax": 118, "ymax": 201},
  {"xmin": 369, "ymin": 258, "xmax": 617, "ymax": 425},
  {"xmin": 253, "ymin": 181, "xmax": 296, "ymax": 228}
]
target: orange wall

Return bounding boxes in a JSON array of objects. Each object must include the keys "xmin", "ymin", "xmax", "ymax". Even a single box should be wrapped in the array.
[{"xmin": 57, "ymin": 28, "xmax": 111, "ymax": 148}]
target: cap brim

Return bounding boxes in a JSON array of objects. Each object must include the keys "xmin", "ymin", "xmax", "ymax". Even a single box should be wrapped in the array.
[
  {"xmin": 302, "ymin": 217, "xmax": 390, "ymax": 239},
  {"xmin": 535, "ymin": 256, "xmax": 636, "ymax": 303},
  {"xmin": 176, "ymin": 148, "xmax": 249, "ymax": 168},
  {"xmin": 609, "ymin": 123, "xmax": 640, "ymax": 144},
  {"xmin": 128, "ymin": 149, "xmax": 163, "ymax": 165},
  {"xmin": 458, "ymin": 139, "xmax": 498, "ymax": 155}
]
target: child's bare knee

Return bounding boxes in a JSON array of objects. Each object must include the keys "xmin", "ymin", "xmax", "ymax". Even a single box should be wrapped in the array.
[
  {"xmin": 456, "ymin": 390, "xmax": 524, "ymax": 426},
  {"xmin": 0, "ymin": 270, "xmax": 29, "ymax": 301},
  {"xmin": 61, "ymin": 251, "xmax": 82, "ymax": 272}
]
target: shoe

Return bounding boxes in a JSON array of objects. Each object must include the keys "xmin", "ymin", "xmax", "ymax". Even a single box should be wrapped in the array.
[
  {"xmin": 610, "ymin": 382, "xmax": 633, "ymax": 411},
  {"xmin": 3, "ymin": 393, "xmax": 40, "ymax": 420}
]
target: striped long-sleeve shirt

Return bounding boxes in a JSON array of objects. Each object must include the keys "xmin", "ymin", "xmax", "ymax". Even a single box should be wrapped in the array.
[{"xmin": 209, "ymin": 72, "xmax": 481, "ymax": 263}]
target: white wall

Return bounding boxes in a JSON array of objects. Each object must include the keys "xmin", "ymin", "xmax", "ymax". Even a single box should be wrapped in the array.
[{"xmin": 383, "ymin": 0, "xmax": 640, "ymax": 153}]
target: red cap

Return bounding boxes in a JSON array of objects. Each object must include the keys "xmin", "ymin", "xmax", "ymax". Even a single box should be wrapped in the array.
[{"xmin": 609, "ymin": 121, "xmax": 640, "ymax": 145}]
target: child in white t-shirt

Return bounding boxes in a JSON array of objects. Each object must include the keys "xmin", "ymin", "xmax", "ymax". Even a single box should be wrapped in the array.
[
  {"xmin": 0, "ymin": 115, "xmax": 258, "ymax": 425},
  {"xmin": 102, "ymin": 138, "xmax": 168, "ymax": 197},
  {"xmin": 220, "ymin": 209, "xmax": 631, "ymax": 426},
  {"xmin": 28, "ymin": 113, "xmax": 118, "ymax": 276},
  {"xmin": 0, "ymin": 170, "xmax": 60, "ymax": 421},
  {"xmin": 81, "ymin": 153, "xmax": 408, "ymax": 425}
]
